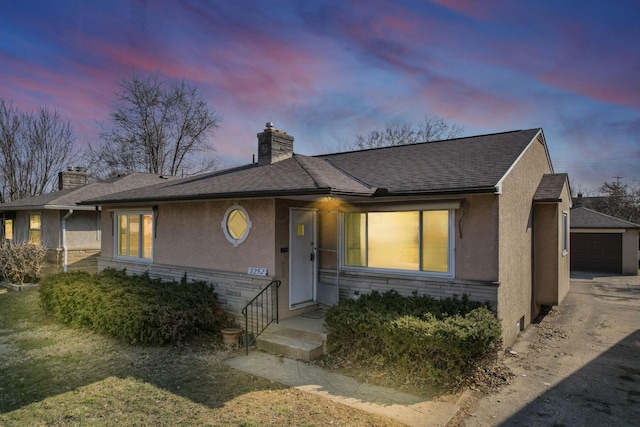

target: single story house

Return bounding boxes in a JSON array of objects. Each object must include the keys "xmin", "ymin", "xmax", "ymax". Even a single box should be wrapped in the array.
[
  {"xmin": 81, "ymin": 124, "xmax": 570, "ymax": 347},
  {"xmin": 0, "ymin": 170, "xmax": 174, "ymax": 274},
  {"xmin": 570, "ymin": 206, "xmax": 639, "ymax": 275}
]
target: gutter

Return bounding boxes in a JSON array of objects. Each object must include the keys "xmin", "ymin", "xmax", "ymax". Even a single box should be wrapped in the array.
[
  {"xmin": 79, "ymin": 185, "xmax": 499, "ymax": 206},
  {"xmin": 62, "ymin": 209, "xmax": 73, "ymax": 272}
]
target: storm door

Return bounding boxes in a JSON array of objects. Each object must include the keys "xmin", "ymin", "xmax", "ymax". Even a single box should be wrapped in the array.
[{"xmin": 289, "ymin": 208, "xmax": 317, "ymax": 308}]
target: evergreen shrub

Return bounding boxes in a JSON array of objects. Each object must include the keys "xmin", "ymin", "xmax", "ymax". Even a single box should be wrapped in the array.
[
  {"xmin": 324, "ymin": 290, "xmax": 501, "ymax": 384},
  {"xmin": 38, "ymin": 268, "xmax": 226, "ymax": 345}
]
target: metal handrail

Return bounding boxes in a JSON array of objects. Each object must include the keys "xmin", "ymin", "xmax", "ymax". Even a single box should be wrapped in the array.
[{"xmin": 241, "ymin": 279, "xmax": 281, "ymax": 355}]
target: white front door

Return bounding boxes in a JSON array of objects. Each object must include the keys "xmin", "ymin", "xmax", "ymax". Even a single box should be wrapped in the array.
[{"xmin": 289, "ymin": 208, "xmax": 317, "ymax": 308}]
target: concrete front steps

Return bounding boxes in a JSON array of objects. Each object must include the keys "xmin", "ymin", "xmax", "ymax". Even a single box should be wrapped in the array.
[{"xmin": 256, "ymin": 311, "xmax": 328, "ymax": 362}]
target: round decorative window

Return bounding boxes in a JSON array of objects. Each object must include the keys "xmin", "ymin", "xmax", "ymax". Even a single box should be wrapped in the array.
[{"xmin": 222, "ymin": 205, "xmax": 252, "ymax": 246}]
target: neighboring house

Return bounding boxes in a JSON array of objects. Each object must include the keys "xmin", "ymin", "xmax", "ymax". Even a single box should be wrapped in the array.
[
  {"xmin": 81, "ymin": 124, "xmax": 571, "ymax": 347},
  {"xmin": 0, "ymin": 170, "xmax": 175, "ymax": 274},
  {"xmin": 570, "ymin": 207, "xmax": 640, "ymax": 275}
]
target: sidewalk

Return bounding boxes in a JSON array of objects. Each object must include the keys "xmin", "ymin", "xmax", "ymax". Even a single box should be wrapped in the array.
[{"xmin": 225, "ymin": 351, "xmax": 460, "ymax": 427}]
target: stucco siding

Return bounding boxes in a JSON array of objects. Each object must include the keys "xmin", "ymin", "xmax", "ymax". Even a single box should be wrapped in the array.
[
  {"xmin": 153, "ymin": 199, "xmax": 276, "ymax": 274},
  {"xmin": 532, "ymin": 177, "xmax": 571, "ymax": 303},
  {"xmin": 454, "ymin": 195, "xmax": 499, "ymax": 281},
  {"xmin": 533, "ymin": 203, "xmax": 564, "ymax": 305},
  {"xmin": 622, "ymin": 229, "xmax": 639, "ymax": 274},
  {"xmin": 65, "ymin": 210, "xmax": 101, "ymax": 249},
  {"xmin": 497, "ymin": 135, "xmax": 553, "ymax": 347},
  {"xmin": 10, "ymin": 212, "xmax": 31, "ymax": 243},
  {"xmin": 11, "ymin": 210, "xmax": 59, "ymax": 247}
]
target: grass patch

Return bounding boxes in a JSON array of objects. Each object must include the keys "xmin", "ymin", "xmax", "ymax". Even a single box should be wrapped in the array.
[{"xmin": 0, "ymin": 289, "xmax": 403, "ymax": 426}]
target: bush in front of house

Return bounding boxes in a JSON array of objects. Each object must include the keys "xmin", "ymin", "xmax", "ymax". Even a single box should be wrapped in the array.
[
  {"xmin": 0, "ymin": 241, "xmax": 48, "ymax": 285},
  {"xmin": 324, "ymin": 290, "xmax": 501, "ymax": 385},
  {"xmin": 38, "ymin": 268, "xmax": 226, "ymax": 345}
]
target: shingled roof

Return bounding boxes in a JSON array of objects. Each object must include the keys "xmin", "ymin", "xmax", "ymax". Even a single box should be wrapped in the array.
[
  {"xmin": 571, "ymin": 207, "xmax": 640, "ymax": 229},
  {"xmin": 0, "ymin": 173, "xmax": 175, "ymax": 211},
  {"xmin": 81, "ymin": 128, "xmax": 545, "ymax": 205},
  {"xmin": 534, "ymin": 173, "xmax": 570, "ymax": 202}
]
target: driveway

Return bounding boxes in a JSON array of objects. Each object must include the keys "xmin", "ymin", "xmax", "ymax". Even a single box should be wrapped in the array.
[{"xmin": 456, "ymin": 273, "xmax": 640, "ymax": 426}]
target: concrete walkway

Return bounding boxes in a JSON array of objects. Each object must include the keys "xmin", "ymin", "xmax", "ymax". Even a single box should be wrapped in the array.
[{"xmin": 225, "ymin": 351, "xmax": 460, "ymax": 427}]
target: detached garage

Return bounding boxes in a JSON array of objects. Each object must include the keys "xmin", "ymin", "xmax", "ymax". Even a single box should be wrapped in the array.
[{"xmin": 570, "ymin": 207, "xmax": 639, "ymax": 275}]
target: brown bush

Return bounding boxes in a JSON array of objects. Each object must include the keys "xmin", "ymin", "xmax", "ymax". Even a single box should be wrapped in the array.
[{"xmin": 0, "ymin": 241, "xmax": 48, "ymax": 285}]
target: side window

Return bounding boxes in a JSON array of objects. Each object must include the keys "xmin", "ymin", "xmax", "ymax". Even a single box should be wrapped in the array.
[
  {"xmin": 29, "ymin": 214, "xmax": 42, "ymax": 244},
  {"xmin": 562, "ymin": 211, "xmax": 569, "ymax": 255}
]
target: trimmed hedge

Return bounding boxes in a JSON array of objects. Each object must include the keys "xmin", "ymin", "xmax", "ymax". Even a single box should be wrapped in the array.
[
  {"xmin": 324, "ymin": 290, "xmax": 501, "ymax": 384},
  {"xmin": 38, "ymin": 269, "xmax": 226, "ymax": 345}
]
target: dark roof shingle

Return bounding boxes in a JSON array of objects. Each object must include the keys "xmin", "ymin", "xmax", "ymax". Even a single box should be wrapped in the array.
[
  {"xmin": 571, "ymin": 207, "xmax": 640, "ymax": 229},
  {"xmin": 0, "ymin": 173, "xmax": 175, "ymax": 211},
  {"xmin": 534, "ymin": 173, "xmax": 569, "ymax": 202},
  {"xmin": 82, "ymin": 128, "xmax": 545, "ymax": 204}
]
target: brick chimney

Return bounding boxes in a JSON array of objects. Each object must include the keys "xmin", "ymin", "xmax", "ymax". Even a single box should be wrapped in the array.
[
  {"xmin": 257, "ymin": 122, "xmax": 294, "ymax": 165},
  {"xmin": 58, "ymin": 167, "xmax": 87, "ymax": 190}
]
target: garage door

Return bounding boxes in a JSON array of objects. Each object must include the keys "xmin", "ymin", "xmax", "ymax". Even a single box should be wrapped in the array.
[{"xmin": 570, "ymin": 233, "xmax": 622, "ymax": 273}]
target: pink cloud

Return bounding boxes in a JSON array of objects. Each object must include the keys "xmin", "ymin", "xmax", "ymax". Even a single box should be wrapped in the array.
[{"xmin": 199, "ymin": 32, "xmax": 337, "ymax": 109}]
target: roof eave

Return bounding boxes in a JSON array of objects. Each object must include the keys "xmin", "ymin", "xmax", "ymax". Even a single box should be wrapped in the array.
[
  {"xmin": 81, "ymin": 185, "xmax": 500, "ymax": 206},
  {"xmin": 534, "ymin": 198, "xmax": 562, "ymax": 204},
  {"xmin": 377, "ymin": 186, "xmax": 498, "ymax": 197},
  {"xmin": 0, "ymin": 204, "xmax": 96, "ymax": 211},
  {"xmin": 80, "ymin": 187, "xmax": 344, "ymax": 205}
]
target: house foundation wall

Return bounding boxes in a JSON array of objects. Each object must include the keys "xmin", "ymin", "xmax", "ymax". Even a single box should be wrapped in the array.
[
  {"xmin": 98, "ymin": 257, "xmax": 275, "ymax": 322},
  {"xmin": 319, "ymin": 269, "xmax": 499, "ymax": 309},
  {"xmin": 43, "ymin": 248, "xmax": 100, "ymax": 275}
]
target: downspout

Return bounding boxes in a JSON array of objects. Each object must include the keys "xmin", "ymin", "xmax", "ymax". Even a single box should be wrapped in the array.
[{"xmin": 62, "ymin": 209, "xmax": 73, "ymax": 272}]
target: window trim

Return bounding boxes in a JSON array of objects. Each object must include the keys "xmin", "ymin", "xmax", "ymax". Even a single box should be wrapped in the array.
[
  {"xmin": 562, "ymin": 210, "xmax": 569, "ymax": 256},
  {"xmin": 221, "ymin": 204, "xmax": 252, "ymax": 247},
  {"xmin": 4, "ymin": 218, "xmax": 13, "ymax": 241},
  {"xmin": 114, "ymin": 210, "xmax": 154, "ymax": 262},
  {"xmin": 340, "ymin": 208, "xmax": 455, "ymax": 279},
  {"xmin": 29, "ymin": 212, "xmax": 42, "ymax": 245}
]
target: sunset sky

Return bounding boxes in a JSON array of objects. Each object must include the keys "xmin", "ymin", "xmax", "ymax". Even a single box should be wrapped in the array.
[{"xmin": 1, "ymin": 0, "xmax": 638, "ymax": 192}]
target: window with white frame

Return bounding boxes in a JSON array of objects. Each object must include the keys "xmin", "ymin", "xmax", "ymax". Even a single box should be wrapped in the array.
[
  {"xmin": 562, "ymin": 211, "xmax": 568, "ymax": 255},
  {"xmin": 344, "ymin": 209, "xmax": 453, "ymax": 275},
  {"xmin": 115, "ymin": 212, "xmax": 153, "ymax": 260}
]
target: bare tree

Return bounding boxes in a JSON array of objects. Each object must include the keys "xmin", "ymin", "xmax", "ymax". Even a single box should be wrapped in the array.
[
  {"xmin": 577, "ymin": 178, "xmax": 640, "ymax": 224},
  {"xmin": 341, "ymin": 115, "xmax": 463, "ymax": 151},
  {"xmin": 92, "ymin": 72, "xmax": 222, "ymax": 177},
  {"xmin": 592, "ymin": 180, "xmax": 640, "ymax": 224},
  {"xmin": 0, "ymin": 99, "xmax": 78, "ymax": 202}
]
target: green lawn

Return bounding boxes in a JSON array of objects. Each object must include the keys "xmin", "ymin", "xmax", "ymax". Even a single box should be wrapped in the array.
[{"xmin": 0, "ymin": 289, "xmax": 401, "ymax": 426}]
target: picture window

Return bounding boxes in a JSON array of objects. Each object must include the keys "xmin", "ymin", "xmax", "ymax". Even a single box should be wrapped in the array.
[{"xmin": 344, "ymin": 209, "xmax": 453, "ymax": 276}]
